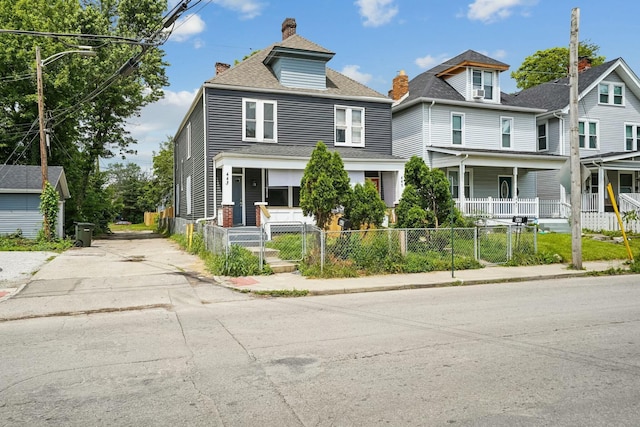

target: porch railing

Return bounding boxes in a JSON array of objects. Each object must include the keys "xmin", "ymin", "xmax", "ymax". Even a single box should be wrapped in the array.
[
  {"xmin": 619, "ymin": 193, "xmax": 640, "ymax": 213},
  {"xmin": 456, "ymin": 197, "xmax": 539, "ymax": 219},
  {"xmin": 582, "ymin": 194, "xmax": 598, "ymax": 212}
]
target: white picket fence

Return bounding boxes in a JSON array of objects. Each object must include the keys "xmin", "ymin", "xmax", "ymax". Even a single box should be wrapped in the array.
[{"xmin": 581, "ymin": 212, "xmax": 640, "ymax": 234}]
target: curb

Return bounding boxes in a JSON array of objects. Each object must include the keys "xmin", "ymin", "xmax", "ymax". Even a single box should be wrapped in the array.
[{"xmin": 219, "ymin": 269, "xmax": 623, "ymax": 297}]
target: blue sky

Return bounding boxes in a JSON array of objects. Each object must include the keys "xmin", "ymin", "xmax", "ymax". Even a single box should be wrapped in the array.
[{"xmin": 122, "ymin": 0, "xmax": 640, "ymax": 171}]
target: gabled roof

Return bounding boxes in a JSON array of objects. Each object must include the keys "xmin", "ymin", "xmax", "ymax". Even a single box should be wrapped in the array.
[
  {"xmin": 508, "ymin": 58, "xmax": 634, "ymax": 111},
  {"xmin": 205, "ymin": 34, "xmax": 387, "ymax": 100},
  {"xmin": 435, "ymin": 49, "xmax": 509, "ymax": 78},
  {"xmin": 0, "ymin": 165, "xmax": 70, "ymax": 198}
]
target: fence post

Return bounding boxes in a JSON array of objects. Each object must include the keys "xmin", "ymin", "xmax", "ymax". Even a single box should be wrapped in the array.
[
  {"xmin": 320, "ymin": 229, "xmax": 325, "ymax": 273},
  {"xmin": 507, "ymin": 225, "xmax": 512, "ymax": 260},
  {"xmin": 474, "ymin": 227, "xmax": 478, "ymax": 260},
  {"xmin": 533, "ymin": 225, "xmax": 538, "ymax": 254}
]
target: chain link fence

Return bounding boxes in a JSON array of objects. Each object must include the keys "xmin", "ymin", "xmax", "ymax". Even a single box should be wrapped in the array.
[{"xmin": 161, "ymin": 218, "xmax": 537, "ymax": 274}]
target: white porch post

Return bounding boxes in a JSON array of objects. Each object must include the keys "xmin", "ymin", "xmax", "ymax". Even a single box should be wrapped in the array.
[
  {"xmin": 222, "ymin": 164, "xmax": 233, "ymax": 204},
  {"xmin": 395, "ymin": 169, "xmax": 405, "ymax": 205},
  {"xmin": 513, "ymin": 166, "xmax": 519, "ymax": 216},
  {"xmin": 598, "ymin": 167, "xmax": 605, "ymax": 213},
  {"xmin": 459, "ymin": 162, "xmax": 466, "ymax": 214}
]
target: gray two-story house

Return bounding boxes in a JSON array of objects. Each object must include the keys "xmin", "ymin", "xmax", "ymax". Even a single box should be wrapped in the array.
[
  {"xmin": 390, "ymin": 50, "xmax": 567, "ymax": 220},
  {"xmin": 511, "ymin": 57, "xmax": 640, "ymax": 215},
  {"xmin": 173, "ymin": 18, "xmax": 405, "ymax": 227}
]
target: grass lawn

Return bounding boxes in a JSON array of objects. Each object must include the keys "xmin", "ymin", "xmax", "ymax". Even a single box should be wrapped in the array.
[{"xmin": 538, "ymin": 232, "xmax": 638, "ymax": 261}]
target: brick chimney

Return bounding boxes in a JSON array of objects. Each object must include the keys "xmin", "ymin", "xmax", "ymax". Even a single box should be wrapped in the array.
[
  {"xmin": 215, "ymin": 62, "xmax": 230, "ymax": 75},
  {"xmin": 578, "ymin": 56, "xmax": 592, "ymax": 73},
  {"xmin": 391, "ymin": 70, "xmax": 409, "ymax": 100},
  {"xmin": 282, "ymin": 17, "xmax": 296, "ymax": 40}
]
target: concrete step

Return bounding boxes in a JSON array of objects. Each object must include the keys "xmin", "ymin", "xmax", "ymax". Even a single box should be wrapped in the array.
[
  {"xmin": 538, "ymin": 221, "xmax": 571, "ymax": 233},
  {"xmin": 245, "ymin": 246, "xmax": 280, "ymax": 258},
  {"xmin": 266, "ymin": 259, "xmax": 298, "ymax": 273}
]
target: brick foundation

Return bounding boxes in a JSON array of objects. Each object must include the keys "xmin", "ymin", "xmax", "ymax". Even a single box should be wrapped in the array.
[{"xmin": 222, "ymin": 204, "xmax": 234, "ymax": 228}]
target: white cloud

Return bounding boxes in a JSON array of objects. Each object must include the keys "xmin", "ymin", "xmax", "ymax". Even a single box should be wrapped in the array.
[
  {"xmin": 415, "ymin": 53, "xmax": 450, "ymax": 69},
  {"xmin": 467, "ymin": 0, "xmax": 538, "ymax": 23},
  {"xmin": 212, "ymin": 0, "xmax": 265, "ymax": 20},
  {"xmin": 168, "ymin": 14, "xmax": 206, "ymax": 42},
  {"xmin": 123, "ymin": 89, "xmax": 198, "ymax": 170},
  {"xmin": 355, "ymin": 0, "xmax": 398, "ymax": 27},
  {"xmin": 341, "ymin": 65, "xmax": 373, "ymax": 85}
]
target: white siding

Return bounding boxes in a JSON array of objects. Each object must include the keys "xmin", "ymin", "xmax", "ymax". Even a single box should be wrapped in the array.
[
  {"xmin": 429, "ymin": 105, "xmax": 537, "ymax": 151},
  {"xmin": 447, "ymin": 72, "xmax": 467, "ymax": 98},
  {"xmin": 391, "ymin": 107, "xmax": 423, "ymax": 158}
]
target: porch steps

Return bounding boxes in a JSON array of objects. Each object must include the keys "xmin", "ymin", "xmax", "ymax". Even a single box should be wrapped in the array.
[{"xmin": 245, "ymin": 246, "xmax": 298, "ymax": 274}]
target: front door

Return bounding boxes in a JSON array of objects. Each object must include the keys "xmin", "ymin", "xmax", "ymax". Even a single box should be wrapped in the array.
[
  {"xmin": 232, "ymin": 175, "xmax": 243, "ymax": 225},
  {"xmin": 499, "ymin": 176, "xmax": 512, "ymax": 199}
]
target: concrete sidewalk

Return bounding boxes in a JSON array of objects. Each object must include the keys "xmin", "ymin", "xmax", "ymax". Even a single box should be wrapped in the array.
[{"xmin": 219, "ymin": 260, "xmax": 630, "ymax": 295}]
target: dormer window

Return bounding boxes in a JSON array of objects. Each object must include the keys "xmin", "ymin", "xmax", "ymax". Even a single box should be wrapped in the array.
[{"xmin": 472, "ymin": 69, "xmax": 494, "ymax": 100}]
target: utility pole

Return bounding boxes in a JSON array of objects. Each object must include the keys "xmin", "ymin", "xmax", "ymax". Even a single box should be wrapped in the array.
[
  {"xmin": 36, "ymin": 46, "xmax": 51, "ymax": 239},
  {"xmin": 569, "ymin": 8, "xmax": 582, "ymax": 269},
  {"xmin": 36, "ymin": 46, "xmax": 48, "ymax": 191}
]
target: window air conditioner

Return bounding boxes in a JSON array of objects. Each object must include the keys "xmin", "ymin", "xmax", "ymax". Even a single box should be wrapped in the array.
[{"xmin": 473, "ymin": 89, "xmax": 485, "ymax": 99}]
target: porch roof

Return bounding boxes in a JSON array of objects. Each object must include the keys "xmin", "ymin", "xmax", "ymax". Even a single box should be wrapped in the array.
[
  {"xmin": 582, "ymin": 151, "xmax": 640, "ymax": 164},
  {"xmin": 427, "ymin": 145, "xmax": 567, "ymax": 169},
  {"xmin": 213, "ymin": 143, "xmax": 406, "ymax": 171}
]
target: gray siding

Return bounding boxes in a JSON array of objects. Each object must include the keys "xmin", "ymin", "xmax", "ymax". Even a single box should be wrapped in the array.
[
  {"xmin": 0, "ymin": 211, "xmax": 42, "ymax": 238},
  {"xmin": 536, "ymin": 170, "xmax": 562, "ymax": 199},
  {"xmin": 205, "ymin": 88, "xmax": 392, "ymax": 155},
  {"xmin": 0, "ymin": 193, "xmax": 40, "ymax": 210},
  {"xmin": 272, "ymin": 57, "xmax": 326, "ymax": 90},
  {"xmin": 391, "ymin": 107, "xmax": 423, "ymax": 159},
  {"xmin": 174, "ymin": 96, "xmax": 205, "ymax": 220},
  {"xmin": 558, "ymin": 70, "xmax": 640, "ymax": 157},
  {"xmin": 471, "ymin": 167, "xmax": 536, "ymax": 198}
]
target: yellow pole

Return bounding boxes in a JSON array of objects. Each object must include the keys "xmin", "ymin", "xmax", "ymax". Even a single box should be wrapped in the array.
[
  {"xmin": 607, "ymin": 183, "xmax": 633, "ymax": 261},
  {"xmin": 187, "ymin": 223, "xmax": 193, "ymax": 251}
]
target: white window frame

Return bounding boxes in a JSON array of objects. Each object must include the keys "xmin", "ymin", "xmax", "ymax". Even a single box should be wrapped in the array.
[
  {"xmin": 500, "ymin": 116, "xmax": 514, "ymax": 149},
  {"xmin": 334, "ymin": 106, "xmax": 365, "ymax": 147},
  {"xmin": 447, "ymin": 169, "xmax": 473, "ymax": 199},
  {"xmin": 186, "ymin": 122, "xmax": 191, "ymax": 159},
  {"xmin": 537, "ymin": 121, "xmax": 548, "ymax": 151},
  {"xmin": 624, "ymin": 123, "xmax": 640, "ymax": 151},
  {"xmin": 579, "ymin": 120, "xmax": 599, "ymax": 149},
  {"xmin": 598, "ymin": 82, "xmax": 625, "ymax": 106},
  {"xmin": 472, "ymin": 69, "xmax": 495, "ymax": 100},
  {"xmin": 451, "ymin": 112, "xmax": 465, "ymax": 145},
  {"xmin": 242, "ymin": 98, "xmax": 277, "ymax": 143},
  {"xmin": 186, "ymin": 175, "xmax": 192, "ymax": 215}
]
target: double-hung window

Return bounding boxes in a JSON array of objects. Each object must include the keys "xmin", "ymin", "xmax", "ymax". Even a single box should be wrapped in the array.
[
  {"xmin": 335, "ymin": 106, "xmax": 364, "ymax": 146},
  {"xmin": 579, "ymin": 120, "xmax": 598, "ymax": 149},
  {"xmin": 625, "ymin": 124, "xmax": 640, "ymax": 151},
  {"xmin": 243, "ymin": 99, "xmax": 277, "ymax": 142},
  {"xmin": 501, "ymin": 117, "xmax": 513, "ymax": 148},
  {"xmin": 599, "ymin": 82, "xmax": 624, "ymax": 105},
  {"xmin": 451, "ymin": 113, "xmax": 464, "ymax": 145},
  {"xmin": 472, "ymin": 69, "xmax": 494, "ymax": 100},
  {"xmin": 537, "ymin": 122, "xmax": 548, "ymax": 151}
]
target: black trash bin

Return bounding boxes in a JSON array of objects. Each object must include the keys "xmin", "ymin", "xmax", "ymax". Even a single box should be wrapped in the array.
[{"xmin": 75, "ymin": 222, "xmax": 95, "ymax": 247}]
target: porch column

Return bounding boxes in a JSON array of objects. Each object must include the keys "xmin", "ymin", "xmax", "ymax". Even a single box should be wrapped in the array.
[
  {"xmin": 598, "ymin": 167, "xmax": 605, "ymax": 213},
  {"xmin": 513, "ymin": 166, "xmax": 519, "ymax": 216},
  {"xmin": 222, "ymin": 203, "xmax": 234, "ymax": 228},
  {"xmin": 395, "ymin": 169, "xmax": 405, "ymax": 205},
  {"xmin": 222, "ymin": 164, "xmax": 233, "ymax": 205},
  {"xmin": 459, "ymin": 162, "xmax": 466, "ymax": 214}
]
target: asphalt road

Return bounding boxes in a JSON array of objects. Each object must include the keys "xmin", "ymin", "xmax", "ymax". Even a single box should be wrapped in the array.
[{"xmin": 1, "ymin": 234, "xmax": 639, "ymax": 426}]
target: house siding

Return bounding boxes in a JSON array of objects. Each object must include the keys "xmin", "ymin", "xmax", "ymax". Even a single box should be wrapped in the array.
[
  {"xmin": 558, "ymin": 70, "xmax": 640, "ymax": 157},
  {"xmin": 472, "ymin": 167, "xmax": 536, "ymax": 198},
  {"xmin": 0, "ymin": 193, "xmax": 40, "ymax": 210},
  {"xmin": 205, "ymin": 88, "xmax": 391, "ymax": 155},
  {"xmin": 0, "ymin": 210, "xmax": 42, "ymax": 238},
  {"xmin": 272, "ymin": 57, "xmax": 326, "ymax": 90},
  {"xmin": 391, "ymin": 107, "xmax": 423, "ymax": 159},
  {"xmin": 536, "ymin": 170, "xmax": 562, "ymax": 200},
  {"xmin": 429, "ymin": 105, "xmax": 537, "ymax": 151},
  {"xmin": 447, "ymin": 72, "xmax": 467, "ymax": 98}
]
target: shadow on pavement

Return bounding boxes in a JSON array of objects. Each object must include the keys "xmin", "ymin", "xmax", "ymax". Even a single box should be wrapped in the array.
[{"xmin": 100, "ymin": 231, "xmax": 165, "ymax": 240}]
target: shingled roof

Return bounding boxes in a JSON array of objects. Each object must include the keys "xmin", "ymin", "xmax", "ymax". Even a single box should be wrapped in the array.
[
  {"xmin": 205, "ymin": 34, "xmax": 388, "ymax": 100},
  {"xmin": 395, "ymin": 50, "xmax": 512, "ymax": 107},
  {"xmin": 508, "ymin": 59, "xmax": 621, "ymax": 110},
  {"xmin": 0, "ymin": 165, "xmax": 70, "ymax": 198}
]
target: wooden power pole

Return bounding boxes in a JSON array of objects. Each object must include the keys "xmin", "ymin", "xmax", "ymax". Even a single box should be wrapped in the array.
[{"xmin": 569, "ymin": 8, "xmax": 582, "ymax": 269}]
